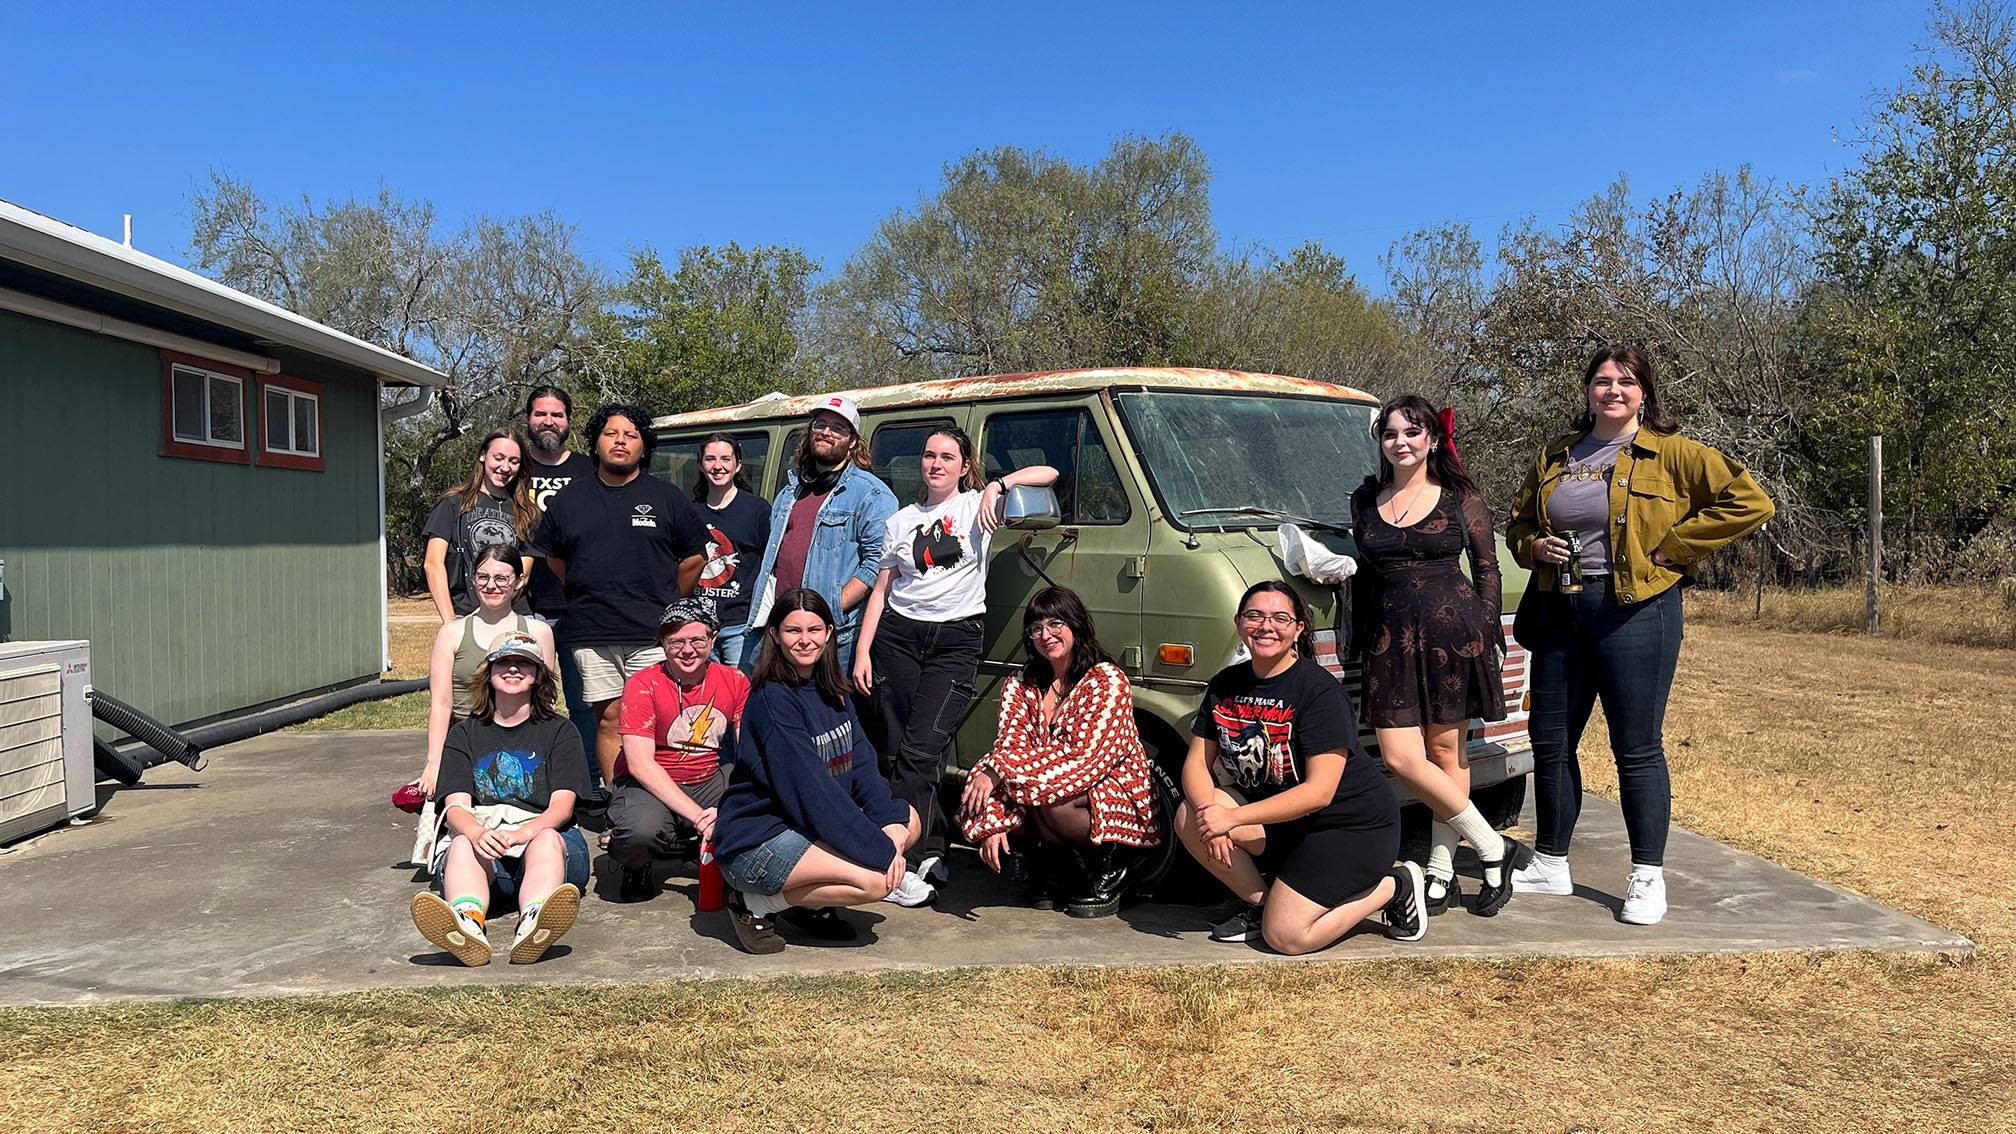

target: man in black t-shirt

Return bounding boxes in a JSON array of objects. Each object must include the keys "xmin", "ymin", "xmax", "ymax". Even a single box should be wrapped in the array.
[
  {"xmin": 520, "ymin": 386, "xmax": 598, "ymax": 755},
  {"xmin": 529, "ymin": 404, "xmax": 707, "ymax": 787}
]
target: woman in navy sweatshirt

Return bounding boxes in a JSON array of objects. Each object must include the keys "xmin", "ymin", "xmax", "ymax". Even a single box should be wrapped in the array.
[{"xmin": 713, "ymin": 587, "xmax": 921, "ymax": 953}]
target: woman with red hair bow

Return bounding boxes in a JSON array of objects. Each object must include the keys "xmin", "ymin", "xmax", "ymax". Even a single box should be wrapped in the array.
[{"xmin": 1348, "ymin": 395, "xmax": 1523, "ymax": 918}]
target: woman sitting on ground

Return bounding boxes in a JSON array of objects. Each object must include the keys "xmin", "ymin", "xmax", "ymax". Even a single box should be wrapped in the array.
[
  {"xmin": 959, "ymin": 586, "xmax": 1160, "ymax": 918},
  {"xmin": 410, "ymin": 632, "xmax": 591, "ymax": 966},
  {"xmin": 416, "ymin": 543, "xmax": 557, "ymax": 799},
  {"xmin": 1176, "ymin": 581, "xmax": 1425, "ymax": 954},
  {"xmin": 711, "ymin": 588, "xmax": 923, "ymax": 954}
]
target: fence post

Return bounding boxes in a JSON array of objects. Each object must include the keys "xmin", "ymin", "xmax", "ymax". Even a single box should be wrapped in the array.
[
  {"xmin": 1753, "ymin": 525, "xmax": 1768, "ymax": 620},
  {"xmin": 1867, "ymin": 435, "xmax": 1882, "ymax": 634}
]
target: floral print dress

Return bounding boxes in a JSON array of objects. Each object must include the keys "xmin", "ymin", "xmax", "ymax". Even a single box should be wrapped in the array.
[{"xmin": 1349, "ymin": 482, "xmax": 1507, "ymax": 729}]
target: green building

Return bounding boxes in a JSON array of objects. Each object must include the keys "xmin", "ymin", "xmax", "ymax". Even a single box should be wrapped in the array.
[{"xmin": 0, "ymin": 199, "xmax": 444, "ymax": 729}]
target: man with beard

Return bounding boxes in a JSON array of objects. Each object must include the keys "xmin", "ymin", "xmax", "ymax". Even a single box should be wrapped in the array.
[
  {"xmin": 521, "ymin": 386, "xmax": 598, "ymax": 757},
  {"xmin": 740, "ymin": 396, "xmax": 897, "ymax": 678},
  {"xmin": 530, "ymin": 404, "xmax": 708, "ymax": 790}
]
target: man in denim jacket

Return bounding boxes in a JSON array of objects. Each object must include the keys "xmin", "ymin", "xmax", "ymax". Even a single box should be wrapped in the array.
[{"xmin": 739, "ymin": 396, "xmax": 898, "ymax": 673}]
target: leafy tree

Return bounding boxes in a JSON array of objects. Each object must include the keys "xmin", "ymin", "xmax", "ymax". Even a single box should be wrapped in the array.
[
  {"xmin": 574, "ymin": 243, "xmax": 818, "ymax": 414},
  {"xmin": 188, "ymin": 172, "xmax": 603, "ymax": 590},
  {"xmin": 1806, "ymin": 0, "xmax": 2016, "ymax": 574}
]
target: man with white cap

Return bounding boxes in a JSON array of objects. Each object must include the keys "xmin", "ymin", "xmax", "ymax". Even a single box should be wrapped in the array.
[{"xmin": 739, "ymin": 395, "xmax": 898, "ymax": 679}]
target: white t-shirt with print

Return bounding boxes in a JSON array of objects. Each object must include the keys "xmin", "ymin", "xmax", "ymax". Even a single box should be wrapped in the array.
[{"xmin": 881, "ymin": 489, "xmax": 993, "ymax": 621}]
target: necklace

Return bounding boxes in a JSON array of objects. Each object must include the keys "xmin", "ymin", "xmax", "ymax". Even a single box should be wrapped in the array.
[{"xmin": 1387, "ymin": 479, "xmax": 1432, "ymax": 525}]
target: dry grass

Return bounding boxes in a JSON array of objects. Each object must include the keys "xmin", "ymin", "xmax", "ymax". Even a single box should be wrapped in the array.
[
  {"xmin": 1691, "ymin": 581, "xmax": 2016, "ymax": 650},
  {"xmin": 7, "ymin": 619, "xmax": 2015, "ymax": 1132}
]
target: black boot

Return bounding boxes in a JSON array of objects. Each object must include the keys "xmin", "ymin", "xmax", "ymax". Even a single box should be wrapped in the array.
[
  {"xmin": 1027, "ymin": 841, "xmax": 1081, "ymax": 911},
  {"xmin": 1066, "ymin": 843, "xmax": 1141, "ymax": 919}
]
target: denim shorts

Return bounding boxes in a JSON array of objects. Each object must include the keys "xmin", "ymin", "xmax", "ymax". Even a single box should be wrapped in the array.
[
  {"xmin": 718, "ymin": 828, "xmax": 814, "ymax": 896},
  {"xmin": 432, "ymin": 825, "xmax": 591, "ymax": 911}
]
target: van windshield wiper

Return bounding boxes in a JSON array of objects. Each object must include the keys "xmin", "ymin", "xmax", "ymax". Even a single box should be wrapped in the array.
[{"xmin": 1177, "ymin": 506, "xmax": 1352, "ymax": 536}]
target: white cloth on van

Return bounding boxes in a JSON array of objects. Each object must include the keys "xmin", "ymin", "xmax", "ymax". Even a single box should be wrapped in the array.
[{"xmin": 1278, "ymin": 523, "xmax": 1358, "ymax": 585}]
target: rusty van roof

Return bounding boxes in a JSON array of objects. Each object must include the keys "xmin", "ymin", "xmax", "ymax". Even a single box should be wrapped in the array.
[{"xmin": 652, "ymin": 367, "xmax": 1377, "ymax": 430}]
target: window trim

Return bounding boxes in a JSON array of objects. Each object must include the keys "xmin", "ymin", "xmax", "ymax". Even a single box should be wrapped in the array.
[
  {"xmin": 159, "ymin": 350, "xmax": 252, "ymax": 464},
  {"xmin": 978, "ymin": 404, "xmax": 1133, "ymax": 526},
  {"xmin": 870, "ymin": 416, "xmax": 959, "ymax": 505},
  {"xmin": 256, "ymin": 373, "xmax": 326, "ymax": 471}
]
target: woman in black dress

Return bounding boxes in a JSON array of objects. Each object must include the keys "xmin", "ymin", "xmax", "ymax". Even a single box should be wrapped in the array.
[{"xmin": 1349, "ymin": 395, "xmax": 1530, "ymax": 916}]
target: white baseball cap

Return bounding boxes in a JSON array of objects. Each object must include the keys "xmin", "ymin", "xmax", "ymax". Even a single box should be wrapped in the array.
[{"xmin": 810, "ymin": 394, "xmax": 861, "ymax": 433}]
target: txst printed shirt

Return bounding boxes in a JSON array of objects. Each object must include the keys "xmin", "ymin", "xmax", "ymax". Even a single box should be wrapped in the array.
[
  {"xmin": 616, "ymin": 661, "xmax": 750, "ymax": 783},
  {"xmin": 695, "ymin": 491, "xmax": 771, "ymax": 630},
  {"xmin": 1193, "ymin": 656, "xmax": 1391, "ymax": 827},
  {"xmin": 523, "ymin": 450, "xmax": 594, "ymax": 616},
  {"xmin": 880, "ymin": 490, "xmax": 992, "ymax": 621}
]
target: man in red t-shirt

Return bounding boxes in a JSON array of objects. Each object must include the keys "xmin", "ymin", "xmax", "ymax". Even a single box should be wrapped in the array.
[{"xmin": 607, "ymin": 597, "xmax": 750, "ymax": 902}]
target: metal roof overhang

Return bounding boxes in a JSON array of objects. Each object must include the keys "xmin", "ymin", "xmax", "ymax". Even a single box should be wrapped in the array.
[{"xmin": 0, "ymin": 199, "xmax": 445, "ymax": 388}]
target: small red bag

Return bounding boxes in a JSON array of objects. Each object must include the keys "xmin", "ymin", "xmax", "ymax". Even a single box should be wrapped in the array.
[{"xmin": 391, "ymin": 780, "xmax": 427, "ymax": 814}]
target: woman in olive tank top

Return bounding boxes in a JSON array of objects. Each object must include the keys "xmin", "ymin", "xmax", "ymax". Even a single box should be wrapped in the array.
[{"xmin": 419, "ymin": 544, "xmax": 557, "ymax": 797}]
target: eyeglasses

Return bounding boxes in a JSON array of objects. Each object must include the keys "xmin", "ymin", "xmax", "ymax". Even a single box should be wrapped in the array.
[
  {"xmin": 1237, "ymin": 610, "xmax": 1302, "ymax": 627},
  {"xmin": 808, "ymin": 419, "xmax": 851, "ymax": 437},
  {"xmin": 664, "ymin": 637, "xmax": 712, "ymax": 654},
  {"xmin": 473, "ymin": 574, "xmax": 516, "ymax": 589},
  {"xmin": 1027, "ymin": 619, "xmax": 1069, "ymax": 639}
]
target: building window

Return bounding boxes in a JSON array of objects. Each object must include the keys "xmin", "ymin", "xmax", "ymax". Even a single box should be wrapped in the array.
[
  {"xmin": 159, "ymin": 350, "xmax": 253, "ymax": 465},
  {"xmin": 256, "ymin": 374, "xmax": 326, "ymax": 471}
]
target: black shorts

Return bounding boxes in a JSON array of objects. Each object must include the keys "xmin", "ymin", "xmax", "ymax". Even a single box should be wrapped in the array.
[{"xmin": 1259, "ymin": 817, "xmax": 1401, "ymax": 908}]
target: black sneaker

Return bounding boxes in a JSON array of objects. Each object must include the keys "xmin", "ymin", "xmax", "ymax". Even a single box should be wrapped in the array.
[
  {"xmin": 780, "ymin": 906, "xmax": 859, "ymax": 941},
  {"xmin": 1384, "ymin": 862, "xmax": 1426, "ymax": 942},
  {"xmin": 1208, "ymin": 902, "xmax": 1264, "ymax": 943},
  {"xmin": 726, "ymin": 890, "xmax": 785, "ymax": 955},
  {"xmin": 1424, "ymin": 871, "xmax": 1459, "ymax": 917},
  {"xmin": 617, "ymin": 865, "xmax": 658, "ymax": 903}
]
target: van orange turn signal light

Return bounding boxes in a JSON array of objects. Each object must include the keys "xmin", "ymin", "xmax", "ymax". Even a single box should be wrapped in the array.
[{"xmin": 1158, "ymin": 644, "xmax": 1195, "ymax": 667}]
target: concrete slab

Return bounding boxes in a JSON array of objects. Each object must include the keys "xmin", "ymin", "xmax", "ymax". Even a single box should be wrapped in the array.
[{"xmin": 0, "ymin": 730, "xmax": 1970, "ymax": 1006}]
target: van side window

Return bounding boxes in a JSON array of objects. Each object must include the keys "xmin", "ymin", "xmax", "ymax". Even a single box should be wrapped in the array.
[
  {"xmin": 871, "ymin": 419, "xmax": 957, "ymax": 505},
  {"xmin": 654, "ymin": 432, "xmax": 772, "ymax": 500},
  {"xmin": 981, "ymin": 408, "xmax": 1130, "ymax": 524}
]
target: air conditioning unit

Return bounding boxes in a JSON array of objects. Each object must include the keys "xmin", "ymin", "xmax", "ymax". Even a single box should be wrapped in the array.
[{"xmin": 0, "ymin": 640, "xmax": 93, "ymax": 845}]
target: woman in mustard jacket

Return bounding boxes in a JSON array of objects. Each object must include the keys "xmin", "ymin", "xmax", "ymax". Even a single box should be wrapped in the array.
[{"xmin": 1504, "ymin": 345, "xmax": 1773, "ymax": 926}]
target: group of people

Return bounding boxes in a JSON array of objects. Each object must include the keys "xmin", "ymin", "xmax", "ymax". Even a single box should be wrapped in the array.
[{"xmin": 403, "ymin": 344, "xmax": 1774, "ymax": 964}]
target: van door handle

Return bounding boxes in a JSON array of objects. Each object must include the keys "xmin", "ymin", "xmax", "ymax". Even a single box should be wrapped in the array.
[{"xmin": 1123, "ymin": 555, "xmax": 1147, "ymax": 579}]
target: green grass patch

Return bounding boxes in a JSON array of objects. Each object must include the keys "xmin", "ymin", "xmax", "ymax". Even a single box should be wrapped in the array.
[{"xmin": 286, "ymin": 690, "xmax": 427, "ymax": 732}]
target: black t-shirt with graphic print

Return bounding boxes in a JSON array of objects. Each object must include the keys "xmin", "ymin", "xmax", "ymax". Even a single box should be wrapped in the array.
[
  {"xmin": 1192, "ymin": 655, "xmax": 1392, "ymax": 828},
  {"xmin": 695, "ymin": 491, "xmax": 772, "ymax": 631},
  {"xmin": 423, "ymin": 493, "xmax": 530, "ymax": 616},
  {"xmin": 528, "ymin": 470, "xmax": 708, "ymax": 646},
  {"xmin": 436, "ymin": 713, "xmax": 592, "ymax": 826},
  {"xmin": 523, "ymin": 450, "xmax": 595, "ymax": 617}
]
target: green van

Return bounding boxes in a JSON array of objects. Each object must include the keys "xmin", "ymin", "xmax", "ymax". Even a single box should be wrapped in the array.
[{"xmin": 653, "ymin": 368, "xmax": 1532, "ymax": 841}]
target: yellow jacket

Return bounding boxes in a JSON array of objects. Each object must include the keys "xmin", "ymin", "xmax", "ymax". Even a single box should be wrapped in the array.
[{"xmin": 1506, "ymin": 429, "xmax": 1774, "ymax": 605}]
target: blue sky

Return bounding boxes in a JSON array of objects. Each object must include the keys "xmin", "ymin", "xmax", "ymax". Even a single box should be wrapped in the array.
[{"xmin": 1, "ymin": 2, "xmax": 1929, "ymax": 291}]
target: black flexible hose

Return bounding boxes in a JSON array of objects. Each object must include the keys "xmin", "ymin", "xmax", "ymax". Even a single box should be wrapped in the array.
[
  {"xmin": 182, "ymin": 676, "xmax": 426, "ymax": 751},
  {"xmin": 89, "ymin": 690, "xmax": 204, "ymax": 771}
]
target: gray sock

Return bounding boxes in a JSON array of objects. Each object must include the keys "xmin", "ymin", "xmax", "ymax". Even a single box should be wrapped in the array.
[
  {"xmin": 1426, "ymin": 822, "xmax": 1457, "ymax": 894},
  {"xmin": 1445, "ymin": 804, "xmax": 1507, "ymax": 885}
]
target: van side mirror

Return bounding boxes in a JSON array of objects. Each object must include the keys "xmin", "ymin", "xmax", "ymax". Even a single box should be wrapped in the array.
[{"xmin": 1000, "ymin": 484, "xmax": 1061, "ymax": 530}]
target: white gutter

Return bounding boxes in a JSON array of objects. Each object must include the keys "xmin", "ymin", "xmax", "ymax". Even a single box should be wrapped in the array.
[
  {"xmin": 0, "ymin": 286, "xmax": 281, "ymax": 373},
  {"xmin": 0, "ymin": 198, "xmax": 445, "ymax": 388}
]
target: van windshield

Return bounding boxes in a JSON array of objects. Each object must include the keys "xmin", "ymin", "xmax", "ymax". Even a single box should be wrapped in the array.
[{"xmin": 1115, "ymin": 391, "xmax": 1381, "ymax": 529}]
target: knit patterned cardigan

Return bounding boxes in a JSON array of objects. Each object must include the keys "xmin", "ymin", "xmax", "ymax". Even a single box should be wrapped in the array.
[{"xmin": 961, "ymin": 661, "xmax": 1161, "ymax": 848}]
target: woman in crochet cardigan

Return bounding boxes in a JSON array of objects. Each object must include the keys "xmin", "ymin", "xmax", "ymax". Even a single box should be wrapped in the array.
[{"xmin": 958, "ymin": 586, "xmax": 1160, "ymax": 918}]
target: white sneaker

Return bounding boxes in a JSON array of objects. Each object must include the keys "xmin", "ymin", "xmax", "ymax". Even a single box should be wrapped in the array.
[
  {"xmin": 916, "ymin": 854, "xmax": 949, "ymax": 885},
  {"xmin": 1620, "ymin": 869, "xmax": 1667, "ymax": 925},
  {"xmin": 883, "ymin": 870, "xmax": 937, "ymax": 908},
  {"xmin": 510, "ymin": 883, "xmax": 580, "ymax": 964},
  {"xmin": 1510, "ymin": 851, "xmax": 1573, "ymax": 895}
]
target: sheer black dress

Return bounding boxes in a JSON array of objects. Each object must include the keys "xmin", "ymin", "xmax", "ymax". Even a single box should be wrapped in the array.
[{"xmin": 1348, "ymin": 481, "xmax": 1507, "ymax": 729}]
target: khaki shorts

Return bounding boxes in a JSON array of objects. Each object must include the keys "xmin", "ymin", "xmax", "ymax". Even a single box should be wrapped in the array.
[{"xmin": 574, "ymin": 642, "xmax": 665, "ymax": 703}]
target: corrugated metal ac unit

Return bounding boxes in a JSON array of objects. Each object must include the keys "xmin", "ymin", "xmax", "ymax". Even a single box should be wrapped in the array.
[{"xmin": 0, "ymin": 640, "xmax": 94, "ymax": 844}]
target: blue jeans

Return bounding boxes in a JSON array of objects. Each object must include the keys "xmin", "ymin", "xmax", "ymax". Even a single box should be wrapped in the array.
[
  {"xmin": 719, "ymin": 827, "xmax": 814, "ymax": 896},
  {"xmin": 1523, "ymin": 577, "xmax": 1684, "ymax": 867},
  {"xmin": 431, "ymin": 826, "xmax": 590, "ymax": 911},
  {"xmin": 537, "ymin": 615, "xmax": 601, "ymax": 787},
  {"xmin": 713, "ymin": 623, "xmax": 750, "ymax": 669}
]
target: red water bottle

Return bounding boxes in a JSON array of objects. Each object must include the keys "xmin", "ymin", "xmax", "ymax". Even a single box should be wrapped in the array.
[{"xmin": 697, "ymin": 840, "xmax": 726, "ymax": 912}]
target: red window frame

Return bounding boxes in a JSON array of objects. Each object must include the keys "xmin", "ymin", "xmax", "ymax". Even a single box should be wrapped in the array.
[
  {"xmin": 159, "ymin": 350, "xmax": 253, "ymax": 465},
  {"xmin": 256, "ymin": 373, "xmax": 326, "ymax": 472}
]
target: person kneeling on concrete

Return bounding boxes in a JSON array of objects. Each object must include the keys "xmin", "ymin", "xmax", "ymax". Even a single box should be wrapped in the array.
[
  {"xmin": 410, "ymin": 633, "xmax": 592, "ymax": 966},
  {"xmin": 608, "ymin": 597, "xmax": 750, "ymax": 902},
  {"xmin": 958, "ymin": 586, "xmax": 1161, "ymax": 918},
  {"xmin": 710, "ymin": 588, "xmax": 922, "ymax": 954}
]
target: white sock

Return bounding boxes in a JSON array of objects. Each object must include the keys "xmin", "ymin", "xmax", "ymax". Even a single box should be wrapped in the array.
[
  {"xmin": 1630, "ymin": 864, "xmax": 1663, "ymax": 879},
  {"xmin": 1531, "ymin": 851, "xmax": 1569, "ymax": 871},
  {"xmin": 1445, "ymin": 804, "xmax": 1507, "ymax": 885},
  {"xmin": 1426, "ymin": 822, "xmax": 1457, "ymax": 891},
  {"xmin": 741, "ymin": 889, "xmax": 787, "ymax": 916}
]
